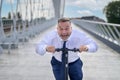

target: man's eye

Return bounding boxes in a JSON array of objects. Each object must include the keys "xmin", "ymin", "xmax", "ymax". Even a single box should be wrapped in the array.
[{"xmin": 60, "ymin": 29, "xmax": 63, "ymax": 30}]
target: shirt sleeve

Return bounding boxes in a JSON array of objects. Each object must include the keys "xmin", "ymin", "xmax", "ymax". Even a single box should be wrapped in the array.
[
  {"xmin": 79, "ymin": 31, "xmax": 98, "ymax": 52},
  {"xmin": 86, "ymin": 41, "xmax": 98, "ymax": 52},
  {"xmin": 35, "ymin": 32, "xmax": 53, "ymax": 55},
  {"xmin": 36, "ymin": 40, "xmax": 47, "ymax": 55}
]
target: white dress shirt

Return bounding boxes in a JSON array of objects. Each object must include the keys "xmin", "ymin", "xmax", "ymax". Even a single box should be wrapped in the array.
[{"xmin": 36, "ymin": 29, "xmax": 98, "ymax": 63}]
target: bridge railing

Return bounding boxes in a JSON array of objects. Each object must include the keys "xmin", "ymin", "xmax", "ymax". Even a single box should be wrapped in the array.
[
  {"xmin": 0, "ymin": 0, "xmax": 59, "ymax": 54},
  {"xmin": 72, "ymin": 19, "xmax": 120, "ymax": 47},
  {"xmin": 0, "ymin": 18, "xmax": 56, "ymax": 52}
]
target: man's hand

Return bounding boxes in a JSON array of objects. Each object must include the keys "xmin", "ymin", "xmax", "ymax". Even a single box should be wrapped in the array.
[
  {"xmin": 46, "ymin": 46, "xmax": 55, "ymax": 53},
  {"xmin": 79, "ymin": 45, "xmax": 88, "ymax": 52}
]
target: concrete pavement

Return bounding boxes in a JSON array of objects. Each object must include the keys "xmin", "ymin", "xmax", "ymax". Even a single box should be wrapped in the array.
[{"xmin": 0, "ymin": 24, "xmax": 120, "ymax": 80}]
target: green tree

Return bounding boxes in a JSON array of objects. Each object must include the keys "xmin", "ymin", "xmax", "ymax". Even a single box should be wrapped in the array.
[
  {"xmin": 103, "ymin": 1, "xmax": 120, "ymax": 24},
  {"xmin": 2, "ymin": 17, "xmax": 6, "ymax": 19},
  {"xmin": 17, "ymin": 12, "xmax": 21, "ymax": 19},
  {"xmin": 8, "ymin": 12, "xmax": 11, "ymax": 19}
]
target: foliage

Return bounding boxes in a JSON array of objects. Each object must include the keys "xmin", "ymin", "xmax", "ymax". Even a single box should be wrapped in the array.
[
  {"xmin": 103, "ymin": 1, "xmax": 120, "ymax": 24},
  {"xmin": 8, "ymin": 12, "xmax": 11, "ymax": 19},
  {"xmin": 2, "ymin": 17, "xmax": 6, "ymax": 19},
  {"xmin": 17, "ymin": 12, "xmax": 21, "ymax": 19}
]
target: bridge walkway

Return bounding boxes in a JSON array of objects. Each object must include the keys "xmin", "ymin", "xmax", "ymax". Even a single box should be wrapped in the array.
[{"xmin": 0, "ymin": 24, "xmax": 120, "ymax": 80}]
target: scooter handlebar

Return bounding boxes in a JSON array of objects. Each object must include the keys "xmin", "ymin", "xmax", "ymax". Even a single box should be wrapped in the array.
[{"xmin": 55, "ymin": 48, "xmax": 79, "ymax": 52}]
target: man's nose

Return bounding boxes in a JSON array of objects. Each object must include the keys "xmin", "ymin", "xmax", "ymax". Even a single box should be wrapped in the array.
[{"xmin": 62, "ymin": 30, "xmax": 67, "ymax": 34}]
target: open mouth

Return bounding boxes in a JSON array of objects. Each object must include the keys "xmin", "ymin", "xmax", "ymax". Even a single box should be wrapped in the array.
[
  {"xmin": 61, "ymin": 35, "xmax": 68, "ymax": 37},
  {"xmin": 60, "ymin": 35, "xmax": 69, "ymax": 40}
]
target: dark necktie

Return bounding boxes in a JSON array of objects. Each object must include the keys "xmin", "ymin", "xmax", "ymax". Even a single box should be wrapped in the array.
[
  {"xmin": 62, "ymin": 41, "xmax": 67, "ymax": 63},
  {"xmin": 62, "ymin": 41, "xmax": 68, "ymax": 80}
]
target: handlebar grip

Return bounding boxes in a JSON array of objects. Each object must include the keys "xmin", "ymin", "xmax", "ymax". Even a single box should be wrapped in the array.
[
  {"xmin": 73, "ymin": 48, "xmax": 79, "ymax": 52},
  {"xmin": 55, "ymin": 48, "xmax": 79, "ymax": 52},
  {"xmin": 55, "ymin": 48, "xmax": 62, "ymax": 52}
]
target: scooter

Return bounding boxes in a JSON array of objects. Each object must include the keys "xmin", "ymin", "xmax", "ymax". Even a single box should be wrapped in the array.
[{"xmin": 55, "ymin": 48, "xmax": 79, "ymax": 80}]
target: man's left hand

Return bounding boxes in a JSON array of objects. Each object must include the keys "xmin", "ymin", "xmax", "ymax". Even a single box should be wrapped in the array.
[{"xmin": 79, "ymin": 45, "xmax": 88, "ymax": 52}]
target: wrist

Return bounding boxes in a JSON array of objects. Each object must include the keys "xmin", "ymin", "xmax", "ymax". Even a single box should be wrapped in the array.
[{"xmin": 85, "ymin": 47, "xmax": 88, "ymax": 51}]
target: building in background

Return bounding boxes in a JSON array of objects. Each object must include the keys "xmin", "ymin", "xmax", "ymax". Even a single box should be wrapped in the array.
[{"xmin": 81, "ymin": 16, "xmax": 105, "ymax": 22}]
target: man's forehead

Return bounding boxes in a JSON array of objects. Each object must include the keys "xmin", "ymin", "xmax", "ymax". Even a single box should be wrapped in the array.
[
  {"xmin": 58, "ymin": 25, "xmax": 70, "ymax": 28},
  {"xmin": 58, "ymin": 21, "xmax": 70, "ymax": 25}
]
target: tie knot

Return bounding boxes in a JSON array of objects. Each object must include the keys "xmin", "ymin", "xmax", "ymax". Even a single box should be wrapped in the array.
[
  {"xmin": 64, "ymin": 41, "xmax": 66, "ymax": 43},
  {"xmin": 63, "ymin": 41, "xmax": 67, "ymax": 48}
]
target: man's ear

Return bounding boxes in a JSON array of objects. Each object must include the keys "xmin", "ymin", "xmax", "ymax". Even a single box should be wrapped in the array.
[
  {"xmin": 56, "ymin": 26, "xmax": 59, "ymax": 30},
  {"xmin": 69, "ymin": 26, "xmax": 72, "ymax": 30}
]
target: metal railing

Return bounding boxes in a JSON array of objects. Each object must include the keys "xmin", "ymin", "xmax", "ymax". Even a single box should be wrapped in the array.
[
  {"xmin": 73, "ymin": 19, "xmax": 120, "ymax": 47},
  {"xmin": 0, "ymin": 0, "xmax": 65, "ymax": 53}
]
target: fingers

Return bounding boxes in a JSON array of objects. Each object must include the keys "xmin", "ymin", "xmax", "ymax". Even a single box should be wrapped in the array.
[
  {"xmin": 79, "ymin": 45, "xmax": 88, "ymax": 52},
  {"xmin": 46, "ymin": 46, "xmax": 55, "ymax": 53},
  {"xmin": 46, "ymin": 45, "xmax": 88, "ymax": 53}
]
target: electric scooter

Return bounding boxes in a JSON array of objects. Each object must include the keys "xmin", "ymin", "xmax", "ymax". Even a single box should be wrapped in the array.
[{"xmin": 55, "ymin": 48, "xmax": 80, "ymax": 80}]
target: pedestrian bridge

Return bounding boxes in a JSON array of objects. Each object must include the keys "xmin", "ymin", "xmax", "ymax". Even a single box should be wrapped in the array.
[{"xmin": 0, "ymin": 0, "xmax": 120, "ymax": 80}]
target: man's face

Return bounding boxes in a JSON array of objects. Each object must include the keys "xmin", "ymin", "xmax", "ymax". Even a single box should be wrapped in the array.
[{"xmin": 57, "ymin": 21, "xmax": 72, "ymax": 40}]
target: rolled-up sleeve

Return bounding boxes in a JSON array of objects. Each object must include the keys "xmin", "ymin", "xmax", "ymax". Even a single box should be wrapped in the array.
[
  {"xmin": 86, "ymin": 42, "xmax": 98, "ymax": 52},
  {"xmin": 35, "ymin": 31, "xmax": 55, "ymax": 55},
  {"xmin": 35, "ymin": 34, "xmax": 49, "ymax": 55},
  {"xmin": 36, "ymin": 41, "xmax": 47, "ymax": 55},
  {"xmin": 79, "ymin": 31, "xmax": 98, "ymax": 53}
]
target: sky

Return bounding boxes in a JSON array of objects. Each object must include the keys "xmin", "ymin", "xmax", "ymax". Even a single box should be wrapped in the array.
[
  {"xmin": 1, "ymin": 0, "xmax": 16, "ymax": 18},
  {"xmin": 1, "ymin": 0, "xmax": 54, "ymax": 20},
  {"xmin": 64, "ymin": 0, "xmax": 113, "ymax": 21},
  {"xmin": 1, "ymin": 0, "xmax": 114, "ymax": 21}
]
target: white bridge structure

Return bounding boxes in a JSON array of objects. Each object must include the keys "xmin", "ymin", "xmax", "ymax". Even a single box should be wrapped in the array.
[
  {"xmin": 0, "ymin": 0, "xmax": 65, "ymax": 53},
  {"xmin": 0, "ymin": 0, "xmax": 120, "ymax": 53}
]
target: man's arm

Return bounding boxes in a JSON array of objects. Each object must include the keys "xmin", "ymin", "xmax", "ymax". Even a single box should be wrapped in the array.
[
  {"xmin": 36, "ymin": 31, "xmax": 56, "ymax": 55},
  {"xmin": 36, "ymin": 40, "xmax": 48, "ymax": 55},
  {"xmin": 79, "ymin": 32, "xmax": 98, "ymax": 53}
]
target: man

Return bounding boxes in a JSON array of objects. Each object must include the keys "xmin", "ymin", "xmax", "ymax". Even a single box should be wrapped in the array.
[{"xmin": 36, "ymin": 18, "xmax": 98, "ymax": 80}]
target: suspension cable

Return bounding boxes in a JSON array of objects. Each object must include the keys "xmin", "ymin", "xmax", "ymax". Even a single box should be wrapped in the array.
[
  {"xmin": 0, "ymin": 0, "xmax": 5, "ymax": 38},
  {"xmin": 10, "ymin": 0, "xmax": 17, "ymax": 38}
]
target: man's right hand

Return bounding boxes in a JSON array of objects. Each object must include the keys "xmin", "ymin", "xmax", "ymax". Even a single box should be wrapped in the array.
[{"xmin": 46, "ymin": 46, "xmax": 55, "ymax": 53}]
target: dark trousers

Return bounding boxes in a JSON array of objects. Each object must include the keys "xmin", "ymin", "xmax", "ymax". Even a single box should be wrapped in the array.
[{"xmin": 51, "ymin": 57, "xmax": 83, "ymax": 80}]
